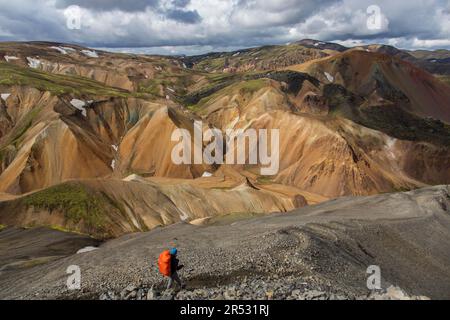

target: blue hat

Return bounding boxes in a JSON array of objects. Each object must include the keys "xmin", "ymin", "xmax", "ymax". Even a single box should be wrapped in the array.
[{"xmin": 170, "ymin": 248, "xmax": 178, "ymax": 255}]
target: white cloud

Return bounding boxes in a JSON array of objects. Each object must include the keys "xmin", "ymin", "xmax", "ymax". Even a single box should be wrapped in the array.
[{"xmin": 412, "ymin": 38, "xmax": 450, "ymax": 48}]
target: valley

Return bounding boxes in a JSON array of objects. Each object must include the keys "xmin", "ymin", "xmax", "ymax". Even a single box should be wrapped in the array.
[
  {"xmin": 1, "ymin": 185, "xmax": 448, "ymax": 300},
  {"xmin": 0, "ymin": 39, "xmax": 449, "ymax": 300}
]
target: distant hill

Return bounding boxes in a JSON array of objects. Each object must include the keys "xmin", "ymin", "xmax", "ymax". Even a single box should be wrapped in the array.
[{"xmin": 0, "ymin": 40, "xmax": 449, "ymax": 237}]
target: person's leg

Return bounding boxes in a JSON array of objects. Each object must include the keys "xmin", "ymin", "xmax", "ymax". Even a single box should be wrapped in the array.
[
  {"xmin": 166, "ymin": 276, "xmax": 173, "ymax": 290},
  {"xmin": 172, "ymin": 271, "xmax": 185, "ymax": 288}
]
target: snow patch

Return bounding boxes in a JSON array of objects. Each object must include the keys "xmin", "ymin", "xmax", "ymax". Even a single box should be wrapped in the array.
[
  {"xmin": 81, "ymin": 50, "xmax": 99, "ymax": 58},
  {"xmin": 70, "ymin": 99, "xmax": 87, "ymax": 117},
  {"xmin": 61, "ymin": 47, "xmax": 76, "ymax": 53},
  {"xmin": 202, "ymin": 171, "xmax": 213, "ymax": 177},
  {"xmin": 112, "ymin": 145, "xmax": 119, "ymax": 152},
  {"xmin": 385, "ymin": 137, "xmax": 397, "ymax": 159},
  {"xmin": 385, "ymin": 137, "xmax": 396, "ymax": 149},
  {"xmin": 4, "ymin": 55, "xmax": 19, "ymax": 62},
  {"xmin": 50, "ymin": 46, "xmax": 69, "ymax": 54},
  {"xmin": 77, "ymin": 246, "xmax": 99, "ymax": 254},
  {"xmin": 1, "ymin": 93, "xmax": 10, "ymax": 101},
  {"xmin": 324, "ymin": 72, "xmax": 334, "ymax": 83},
  {"xmin": 232, "ymin": 52, "xmax": 240, "ymax": 57},
  {"xmin": 179, "ymin": 209, "xmax": 189, "ymax": 221},
  {"xmin": 50, "ymin": 46, "xmax": 76, "ymax": 54},
  {"xmin": 123, "ymin": 174, "xmax": 143, "ymax": 182},
  {"xmin": 111, "ymin": 160, "xmax": 116, "ymax": 170},
  {"xmin": 27, "ymin": 57, "xmax": 42, "ymax": 69}
]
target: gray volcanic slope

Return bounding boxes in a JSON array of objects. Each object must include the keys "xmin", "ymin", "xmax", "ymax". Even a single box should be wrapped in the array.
[{"xmin": 0, "ymin": 185, "xmax": 449, "ymax": 300}]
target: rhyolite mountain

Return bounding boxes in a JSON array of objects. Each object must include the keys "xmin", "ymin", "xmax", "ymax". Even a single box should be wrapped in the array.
[{"xmin": 0, "ymin": 40, "xmax": 449, "ymax": 238}]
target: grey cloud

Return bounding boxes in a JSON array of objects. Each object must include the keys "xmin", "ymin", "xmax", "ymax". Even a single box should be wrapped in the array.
[
  {"xmin": 0, "ymin": 0, "xmax": 448, "ymax": 53},
  {"xmin": 171, "ymin": 0, "xmax": 191, "ymax": 7},
  {"xmin": 304, "ymin": 19, "xmax": 327, "ymax": 34},
  {"xmin": 230, "ymin": 0, "xmax": 338, "ymax": 27},
  {"xmin": 54, "ymin": 0, "xmax": 160, "ymax": 12},
  {"xmin": 165, "ymin": 9, "xmax": 201, "ymax": 24},
  {"xmin": 54, "ymin": 0, "xmax": 193, "ymax": 12},
  {"xmin": 55, "ymin": 0, "xmax": 201, "ymax": 24}
]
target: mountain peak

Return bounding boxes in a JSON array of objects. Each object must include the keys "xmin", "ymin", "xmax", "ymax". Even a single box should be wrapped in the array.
[{"xmin": 295, "ymin": 39, "xmax": 347, "ymax": 52}]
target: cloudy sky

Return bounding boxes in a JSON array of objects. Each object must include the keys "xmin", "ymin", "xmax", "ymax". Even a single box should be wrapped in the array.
[{"xmin": 0, "ymin": 0, "xmax": 449, "ymax": 55}]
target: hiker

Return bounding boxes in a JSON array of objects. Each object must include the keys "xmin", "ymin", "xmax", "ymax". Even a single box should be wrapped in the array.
[{"xmin": 158, "ymin": 248, "xmax": 185, "ymax": 290}]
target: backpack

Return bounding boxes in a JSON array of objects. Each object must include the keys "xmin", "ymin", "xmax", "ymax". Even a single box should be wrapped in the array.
[{"xmin": 158, "ymin": 250, "xmax": 171, "ymax": 277}]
